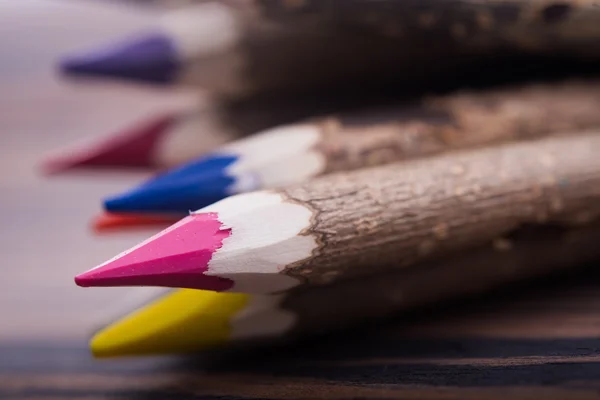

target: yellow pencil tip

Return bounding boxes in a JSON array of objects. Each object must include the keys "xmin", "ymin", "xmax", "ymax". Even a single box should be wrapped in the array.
[{"xmin": 90, "ymin": 289, "xmax": 248, "ymax": 357}]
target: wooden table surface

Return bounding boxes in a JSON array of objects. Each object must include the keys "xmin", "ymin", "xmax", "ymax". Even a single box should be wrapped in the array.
[{"xmin": 2, "ymin": 1, "xmax": 600, "ymax": 399}]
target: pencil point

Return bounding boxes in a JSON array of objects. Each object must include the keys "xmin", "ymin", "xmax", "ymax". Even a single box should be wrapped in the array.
[
  {"xmin": 60, "ymin": 33, "xmax": 179, "ymax": 84},
  {"xmin": 41, "ymin": 114, "xmax": 175, "ymax": 174},
  {"xmin": 90, "ymin": 289, "xmax": 248, "ymax": 357},
  {"xmin": 92, "ymin": 212, "xmax": 179, "ymax": 233},
  {"xmin": 103, "ymin": 155, "xmax": 239, "ymax": 214},
  {"xmin": 75, "ymin": 213, "xmax": 234, "ymax": 291}
]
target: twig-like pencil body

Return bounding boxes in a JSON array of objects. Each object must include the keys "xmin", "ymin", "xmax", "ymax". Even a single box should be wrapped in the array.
[
  {"xmin": 282, "ymin": 223, "xmax": 600, "ymax": 338},
  {"xmin": 92, "ymin": 221, "xmax": 600, "ymax": 357},
  {"xmin": 42, "ymin": 93, "xmax": 350, "ymax": 173},
  {"xmin": 257, "ymin": 0, "xmax": 600, "ymax": 57},
  {"xmin": 60, "ymin": 2, "xmax": 430, "ymax": 96},
  {"xmin": 76, "ymin": 131, "xmax": 600, "ymax": 293},
  {"xmin": 104, "ymin": 80, "xmax": 600, "ymax": 214},
  {"xmin": 60, "ymin": 1, "xmax": 600, "ymax": 99}
]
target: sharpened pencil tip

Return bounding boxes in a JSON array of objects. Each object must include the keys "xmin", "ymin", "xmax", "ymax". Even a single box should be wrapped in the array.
[
  {"xmin": 89, "ymin": 289, "xmax": 248, "ymax": 357},
  {"xmin": 40, "ymin": 114, "xmax": 175, "ymax": 174},
  {"xmin": 91, "ymin": 212, "xmax": 180, "ymax": 233},
  {"xmin": 75, "ymin": 214, "xmax": 234, "ymax": 291},
  {"xmin": 74, "ymin": 275, "xmax": 92, "ymax": 287},
  {"xmin": 103, "ymin": 154, "xmax": 238, "ymax": 214},
  {"xmin": 59, "ymin": 33, "xmax": 179, "ymax": 84}
]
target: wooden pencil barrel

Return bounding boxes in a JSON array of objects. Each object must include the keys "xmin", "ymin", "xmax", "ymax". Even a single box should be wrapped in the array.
[
  {"xmin": 254, "ymin": 0, "xmax": 600, "ymax": 57},
  {"xmin": 284, "ymin": 221, "xmax": 600, "ymax": 337},
  {"xmin": 317, "ymin": 81, "xmax": 600, "ymax": 173},
  {"xmin": 180, "ymin": 18, "xmax": 472, "ymax": 99},
  {"xmin": 186, "ymin": 1, "xmax": 600, "ymax": 100},
  {"xmin": 280, "ymin": 131, "xmax": 600, "ymax": 285}
]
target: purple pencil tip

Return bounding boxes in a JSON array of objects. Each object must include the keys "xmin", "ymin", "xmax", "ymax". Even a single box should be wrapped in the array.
[{"xmin": 59, "ymin": 33, "xmax": 180, "ymax": 84}]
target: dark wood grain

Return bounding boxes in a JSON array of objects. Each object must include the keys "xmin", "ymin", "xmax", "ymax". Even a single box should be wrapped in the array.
[
  {"xmin": 255, "ymin": 0, "xmax": 600, "ymax": 58},
  {"xmin": 5, "ymin": 268, "xmax": 600, "ymax": 399}
]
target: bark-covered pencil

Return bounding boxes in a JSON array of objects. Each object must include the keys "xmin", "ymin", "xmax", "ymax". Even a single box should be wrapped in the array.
[
  {"xmin": 90, "ymin": 220, "xmax": 600, "ymax": 357},
  {"xmin": 75, "ymin": 131, "xmax": 600, "ymax": 294},
  {"xmin": 59, "ymin": 1, "xmax": 600, "ymax": 99},
  {"xmin": 257, "ymin": 0, "xmax": 600, "ymax": 57},
  {"xmin": 103, "ymin": 80, "xmax": 600, "ymax": 214},
  {"xmin": 60, "ymin": 1, "xmax": 422, "ymax": 97},
  {"xmin": 42, "ymin": 94, "xmax": 343, "ymax": 174},
  {"xmin": 61, "ymin": 3, "xmax": 243, "ymax": 87}
]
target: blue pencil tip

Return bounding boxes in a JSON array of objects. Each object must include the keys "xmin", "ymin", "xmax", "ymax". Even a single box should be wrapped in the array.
[
  {"xmin": 104, "ymin": 154, "xmax": 240, "ymax": 214},
  {"xmin": 59, "ymin": 33, "xmax": 180, "ymax": 84}
]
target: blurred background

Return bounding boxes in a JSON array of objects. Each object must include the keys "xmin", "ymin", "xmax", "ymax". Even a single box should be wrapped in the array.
[{"xmin": 0, "ymin": 0, "xmax": 198, "ymax": 341}]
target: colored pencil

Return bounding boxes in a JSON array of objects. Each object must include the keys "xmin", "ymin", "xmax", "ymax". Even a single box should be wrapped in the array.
[
  {"xmin": 103, "ymin": 80, "xmax": 600, "ymax": 214},
  {"xmin": 41, "ymin": 110, "xmax": 238, "ymax": 173},
  {"xmin": 90, "ymin": 220, "xmax": 600, "ymax": 357},
  {"xmin": 61, "ymin": 1, "xmax": 418, "ymax": 97},
  {"xmin": 75, "ymin": 131, "xmax": 600, "ymax": 294},
  {"xmin": 257, "ymin": 0, "xmax": 600, "ymax": 58},
  {"xmin": 57, "ymin": 1, "xmax": 576, "ymax": 101},
  {"xmin": 42, "ymin": 113, "xmax": 174, "ymax": 174},
  {"xmin": 61, "ymin": 0, "xmax": 461, "ymax": 100},
  {"xmin": 60, "ymin": 3, "xmax": 243, "ymax": 86},
  {"xmin": 60, "ymin": 0, "xmax": 600, "ymax": 99},
  {"xmin": 92, "ymin": 212, "xmax": 178, "ymax": 233},
  {"xmin": 42, "ymin": 94, "xmax": 341, "ymax": 173}
]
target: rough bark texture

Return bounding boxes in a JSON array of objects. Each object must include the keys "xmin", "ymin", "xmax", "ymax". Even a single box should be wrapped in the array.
[
  {"xmin": 181, "ymin": 14, "xmax": 486, "ymax": 100},
  {"xmin": 187, "ymin": 1, "xmax": 600, "ymax": 100},
  {"xmin": 255, "ymin": 0, "xmax": 600, "ymax": 57},
  {"xmin": 278, "ymin": 132, "xmax": 600, "ymax": 285},
  {"xmin": 284, "ymin": 221, "xmax": 600, "ymax": 337},
  {"xmin": 316, "ymin": 80, "xmax": 600, "ymax": 173}
]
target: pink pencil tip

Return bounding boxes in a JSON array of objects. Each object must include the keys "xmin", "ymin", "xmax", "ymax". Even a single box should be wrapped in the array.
[
  {"xmin": 40, "ymin": 114, "xmax": 175, "ymax": 174},
  {"xmin": 73, "ymin": 275, "xmax": 94, "ymax": 287},
  {"xmin": 74, "ymin": 213, "xmax": 233, "ymax": 291}
]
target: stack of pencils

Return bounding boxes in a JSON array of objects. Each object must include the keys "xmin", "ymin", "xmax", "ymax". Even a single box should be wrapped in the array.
[{"xmin": 46, "ymin": 0, "xmax": 600, "ymax": 357}]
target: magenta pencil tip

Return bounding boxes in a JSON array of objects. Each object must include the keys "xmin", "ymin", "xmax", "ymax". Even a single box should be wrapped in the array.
[
  {"xmin": 74, "ymin": 275, "xmax": 93, "ymax": 287},
  {"xmin": 41, "ymin": 114, "xmax": 175, "ymax": 174},
  {"xmin": 74, "ymin": 213, "xmax": 234, "ymax": 291}
]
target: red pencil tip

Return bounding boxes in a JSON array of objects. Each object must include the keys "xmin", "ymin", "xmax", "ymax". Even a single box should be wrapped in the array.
[
  {"xmin": 92, "ymin": 212, "xmax": 180, "ymax": 233},
  {"xmin": 41, "ymin": 114, "xmax": 175, "ymax": 174},
  {"xmin": 75, "ymin": 213, "xmax": 233, "ymax": 291}
]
